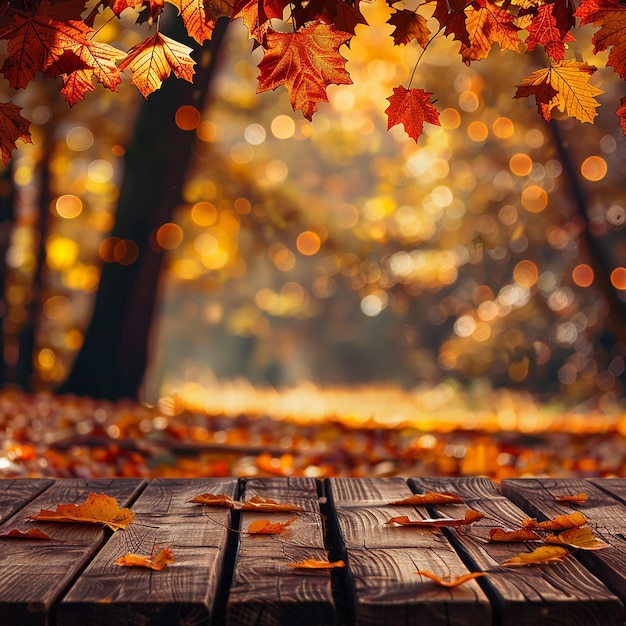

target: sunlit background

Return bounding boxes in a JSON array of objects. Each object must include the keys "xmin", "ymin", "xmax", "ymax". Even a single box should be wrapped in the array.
[{"xmin": 1, "ymin": 2, "xmax": 625, "ymax": 479}]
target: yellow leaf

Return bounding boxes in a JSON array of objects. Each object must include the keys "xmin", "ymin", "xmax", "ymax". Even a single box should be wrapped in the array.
[
  {"xmin": 415, "ymin": 570, "xmax": 486, "ymax": 587},
  {"xmin": 545, "ymin": 526, "xmax": 610, "ymax": 550},
  {"xmin": 118, "ymin": 32, "xmax": 195, "ymax": 98},
  {"xmin": 502, "ymin": 545, "xmax": 569, "ymax": 567}
]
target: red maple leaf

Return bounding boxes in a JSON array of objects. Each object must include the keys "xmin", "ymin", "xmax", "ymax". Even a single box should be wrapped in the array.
[
  {"xmin": 460, "ymin": 0, "xmax": 521, "ymax": 64},
  {"xmin": 618, "ymin": 96, "xmax": 626, "ymax": 134},
  {"xmin": 167, "ymin": 0, "xmax": 234, "ymax": 43},
  {"xmin": 575, "ymin": 0, "xmax": 626, "ymax": 78},
  {"xmin": 232, "ymin": 0, "xmax": 270, "ymax": 42},
  {"xmin": 433, "ymin": 0, "xmax": 470, "ymax": 46},
  {"xmin": 0, "ymin": 102, "xmax": 32, "ymax": 165},
  {"xmin": 525, "ymin": 3, "xmax": 575, "ymax": 61},
  {"xmin": 388, "ymin": 9, "xmax": 430, "ymax": 47},
  {"xmin": 291, "ymin": 0, "xmax": 367, "ymax": 35},
  {"xmin": 385, "ymin": 86, "xmax": 440, "ymax": 143},
  {"xmin": 256, "ymin": 22, "xmax": 352, "ymax": 120}
]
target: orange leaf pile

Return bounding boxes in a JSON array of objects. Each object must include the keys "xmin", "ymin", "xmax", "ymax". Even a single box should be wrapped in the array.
[
  {"xmin": 247, "ymin": 516, "xmax": 296, "ymax": 535},
  {"xmin": 114, "ymin": 547, "xmax": 175, "ymax": 570},
  {"xmin": 385, "ymin": 509, "xmax": 484, "ymax": 528},
  {"xmin": 502, "ymin": 545, "xmax": 570, "ymax": 567},
  {"xmin": 29, "ymin": 492, "xmax": 135, "ymax": 531},
  {"xmin": 389, "ymin": 491, "xmax": 464, "ymax": 506},
  {"xmin": 415, "ymin": 570, "xmax": 486, "ymax": 587},
  {"xmin": 286, "ymin": 558, "xmax": 346, "ymax": 569}
]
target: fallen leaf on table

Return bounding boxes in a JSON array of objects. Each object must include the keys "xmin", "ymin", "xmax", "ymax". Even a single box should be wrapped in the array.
[
  {"xmin": 390, "ymin": 491, "xmax": 464, "ymax": 506},
  {"xmin": 0, "ymin": 528, "xmax": 51, "ymax": 540},
  {"xmin": 522, "ymin": 511, "xmax": 586, "ymax": 531},
  {"xmin": 29, "ymin": 492, "xmax": 135, "ymax": 531},
  {"xmin": 114, "ymin": 547, "xmax": 175, "ymax": 571},
  {"xmin": 188, "ymin": 493, "xmax": 237, "ymax": 507},
  {"xmin": 502, "ymin": 545, "xmax": 569, "ymax": 567},
  {"xmin": 555, "ymin": 493, "xmax": 588, "ymax": 503},
  {"xmin": 385, "ymin": 509, "xmax": 484, "ymax": 527},
  {"xmin": 545, "ymin": 526, "xmax": 610, "ymax": 550},
  {"xmin": 286, "ymin": 558, "xmax": 346, "ymax": 569},
  {"xmin": 247, "ymin": 516, "xmax": 297, "ymax": 535},
  {"xmin": 489, "ymin": 527, "xmax": 543, "ymax": 542},
  {"xmin": 415, "ymin": 570, "xmax": 486, "ymax": 587},
  {"xmin": 241, "ymin": 495, "xmax": 304, "ymax": 512}
]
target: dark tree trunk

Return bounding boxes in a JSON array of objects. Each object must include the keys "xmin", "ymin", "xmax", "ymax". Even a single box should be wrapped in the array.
[
  {"xmin": 59, "ymin": 14, "xmax": 230, "ymax": 400},
  {"xmin": 0, "ymin": 161, "xmax": 15, "ymax": 385}
]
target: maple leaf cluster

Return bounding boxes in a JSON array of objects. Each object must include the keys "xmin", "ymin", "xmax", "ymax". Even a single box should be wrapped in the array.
[{"xmin": 0, "ymin": 0, "xmax": 624, "ymax": 163}]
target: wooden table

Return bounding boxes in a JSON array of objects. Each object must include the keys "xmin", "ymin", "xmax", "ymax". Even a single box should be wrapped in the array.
[{"xmin": 0, "ymin": 476, "xmax": 625, "ymax": 625}]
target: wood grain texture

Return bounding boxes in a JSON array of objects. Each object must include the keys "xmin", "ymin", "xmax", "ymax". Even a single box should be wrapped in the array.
[
  {"xmin": 412, "ymin": 477, "xmax": 623, "ymax": 626},
  {"xmin": 227, "ymin": 477, "xmax": 336, "ymax": 626},
  {"xmin": 503, "ymin": 477, "xmax": 626, "ymax": 613},
  {"xmin": 0, "ymin": 478, "xmax": 53, "ymax": 523},
  {"xmin": 327, "ymin": 478, "xmax": 491, "ymax": 626},
  {"xmin": 0, "ymin": 478, "xmax": 145, "ymax": 625},
  {"xmin": 58, "ymin": 477, "xmax": 239, "ymax": 626}
]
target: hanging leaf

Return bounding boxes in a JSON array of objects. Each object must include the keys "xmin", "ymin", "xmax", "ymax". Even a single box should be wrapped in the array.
[
  {"xmin": 385, "ymin": 509, "xmax": 484, "ymax": 527},
  {"xmin": 286, "ymin": 558, "xmax": 346, "ymax": 568},
  {"xmin": 489, "ymin": 527, "xmax": 543, "ymax": 542},
  {"xmin": 390, "ymin": 491, "xmax": 464, "ymax": 506},
  {"xmin": 0, "ymin": 527, "xmax": 52, "ymax": 540},
  {"xmin": 115, "ymin": 547, "xmax": 175, "ymax": 570},
  {"xmin": 0, "ymin": 101, "xmax": 31, "ymax": 166},
  {"xmin": 415, "ymin": 570, "xmax": 486, "ymax": 587},
  {"xmin": 522, "ymin": 511, "xmax": 587, "ymax": 531},
  {"xmin": 247, "ymin": 516, "xmax": 297, "ymax": 535},
  {"xmin": 388, "ymin": 10, "xmax": 430, "ymax": 47},
  {"xmin": 29, "ymin": 492, "xmax": 135, "ymax": 531},
  {"xmin": 545, "ymin": 526, "xmax": 610, "ymax": 550},
  {"xmin": 502, "ymin": 545, "xmax": 570, "ymax": 566},
  {"xmin": 618, "ymin": 97, "xmax": 626, "ymax": 134},
  {"xmin": 525, "ymin": 3, "xmax": 576, "ymax": 61},
  {"xmin": 385, "ymin": 86, "xmax": 440, "ymax": 143},
  {"xmin": 166, "ymin": 0, "xmax": 233, "ymax": 44}
]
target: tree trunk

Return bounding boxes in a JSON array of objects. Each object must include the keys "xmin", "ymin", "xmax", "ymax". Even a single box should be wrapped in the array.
[{"xmin": 59, "ymin": 14, "xmax": 230, "ymax": 400}]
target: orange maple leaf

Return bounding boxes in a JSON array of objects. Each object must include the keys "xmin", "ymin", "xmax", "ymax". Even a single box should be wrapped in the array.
[
  {"xmin": 0, "ymin": 102, "xmax": 32, "ymax": 166},
  {"xmin": 385, "ymin": 86, "xmax": 440, "ymax": 143},
  {"xmin": 525, "ymin": 3, "xmax": 575, "ymax": 61},
  {"xmin": 114, "ymin": 547, "xmax": 175, "ymax": 570},
  {"xmin": 514, "ymin": 60, "xmax": 602, "ymax": 123},
  {"xmin": 489, "ymin": 527, "xmax": 543, "ymax": 542},
  {"xmin": 61, "ymin": 40, "xmax": 125, "ymax": 105},
  {"xmin": 188, "ymin": 492, "xmax": 237, "ymax": 507},
  {"xmin": 388, "ymin": 9, "xmax": 430, "ymax": 47},
  {"xmin": 29, "ymin": 492, "xmax": 135, "ymax": 531},
  {"xmin": 617, "ymin": 96, "xmax": 626, "ymax": 134},
  {"xmin": 256, "ymin": 22, "xmax": 352, "ymax": 121},
  {"xmin": 554, "ymin": 493, "xmax": 588, "ymax": 503},
  {"xmin": 575, "ymin": 0, "xmax": 626, "ymax": 77},
  {"xmin": 286, "ymin": 558, "xmax": 346, "ymax": 568},
  {"xmin": 521, "ymin": 510, "xmax": 587, "ymax": 531},
  {"xmin": 385, "ymin": 509, "xmax": 484, "ymax": 527},
  {"xmin": 247, "ymin": 516, "xmax": 297, "ymax": 534},
  {"xmin": 502, "ymin": 545, "xmax": 569, "ymax": 567},
  {"xmin": 0, "ymin": 527, "xmax": 51, "ymax": 540},
  {"xmin": 545, "ymin": 526, "xmax": 610, "ymax": 550},
  {"xmin": 167, "ymin": 0, "xmax": 233, "ymax": 44},
  {"xmin": 240, "ymin": 495, "xmax": 304, "ymax": 512},
  {"xmin": 415, "ymin": 570, "xmax": 486, "ymax": 587},
  {"xmin": 460, "ymin": 0, "xmax": 521, "ymax": 64},
  {"xmin": 390, "ymin": 491, "xmax": 464, "ymax": 506},
  {"xmin": 433, "ymin": 0, "xmax": 470, "ymax": 45},
  {"xmin": 118, "ymin": 32, "xmax": 196, "ymax": 98}
]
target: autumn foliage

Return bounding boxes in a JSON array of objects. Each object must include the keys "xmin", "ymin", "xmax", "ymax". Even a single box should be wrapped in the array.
[{"xmin": 0, "ymin": 0, "xmax": 625, "ymax": 162}]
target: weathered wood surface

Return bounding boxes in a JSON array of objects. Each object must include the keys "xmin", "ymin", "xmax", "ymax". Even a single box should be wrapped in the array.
[
  {"xmin": 327, "ymin": 477, "xmax": 491, "ymax": 626},
  {"xmin": 502, "ymin": 477, "xmax": 626, "ymax": 616},
  {"xmin": 0, "ymin": 477, "xmax": 145, "ymax": 625},
  {"xmin": 227, "ymin": 477, "xmax": 336, "ymax": 626},
  {"xmin": 58, "ymin": 477, "xmax": 238, "ymax": 626},
  {"xmin": 1, "ymin": 477, "xmax": 626, "ymax": 626},
  {"xmin": 410, "ymin": 477, "xmax": 623, "ymax": 626}
]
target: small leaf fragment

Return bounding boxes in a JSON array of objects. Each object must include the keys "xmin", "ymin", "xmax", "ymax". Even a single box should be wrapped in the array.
[
  {"xmin": 555, "ymin": 493, "xmax": 588, "ymax": 503},
  {"xmin": 415, "ymin": 570, "xmax": 486, "ymax": 587},
  {"xmin": 385, "ymin": 509, "xmax": 484, "ymax": 527},
  {"xmin": 286, "ymin": 558, "xmax": 346, "ymax": 569},
  {"xmin": 241, "ymin": 495, "xmax": 304, "ymax": 512},
  {"xmin": 390, "ymin": 491, "xmax": 464, "ymax": 506},
  {"xmin": 545, "ymin": 526, "xmax": 610, "ymax": 550},
  {"xmin": 522, "ymin": 511, "xmax": 586, "ymax": 531},
  {"xmin": 489, "ymin": 527, "xmax": 543, "ymax": 542},
  {"xmin": 0, "ymin": 528, "xmax": 51, "ymax": 540},
  {"xmin": 188, "ymin": 493, "xmax": 236, "ymax": 507},
  {"xmin": 502, "ymin": 545, "xmax": 570, "ymax": 567},
  {"xmin": 247, "ymin": 516, "xmax": 297, "ymax": 535},
  {"xmin": 114, "ymin": 547, "xmax": 175, "ymax": 571}
]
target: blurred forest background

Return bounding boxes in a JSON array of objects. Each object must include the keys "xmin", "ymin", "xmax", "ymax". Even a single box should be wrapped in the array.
[{"xmin": 0, "ymin": 2, "xmax": 625, "ymax": 479}]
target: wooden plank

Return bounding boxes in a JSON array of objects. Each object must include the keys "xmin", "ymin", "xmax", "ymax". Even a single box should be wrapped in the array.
[
  {"xmin": 502, "ymin": 477, "xmax": 626, "ymax": 616},
  {"xmin": 58, "ymin": 477, "xmax": 239, "ymax": 626},
  {"xmin": 327, "ymin": 477, "xmax": 491, "ymax": 626},
  {"xmin": 227, "ymin": 477, "xmax": 336, "ymax": 626},
  {"xmin": 0, "ymin": 478, "xmax": 53, "ymax": 522},
  {"xmin": 0, "ymin": 477, "xmax": 145, "ymax": 626},
  {"xmin": 411, "ymin": 477, "xmax": 623, "ymax": 626}
]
